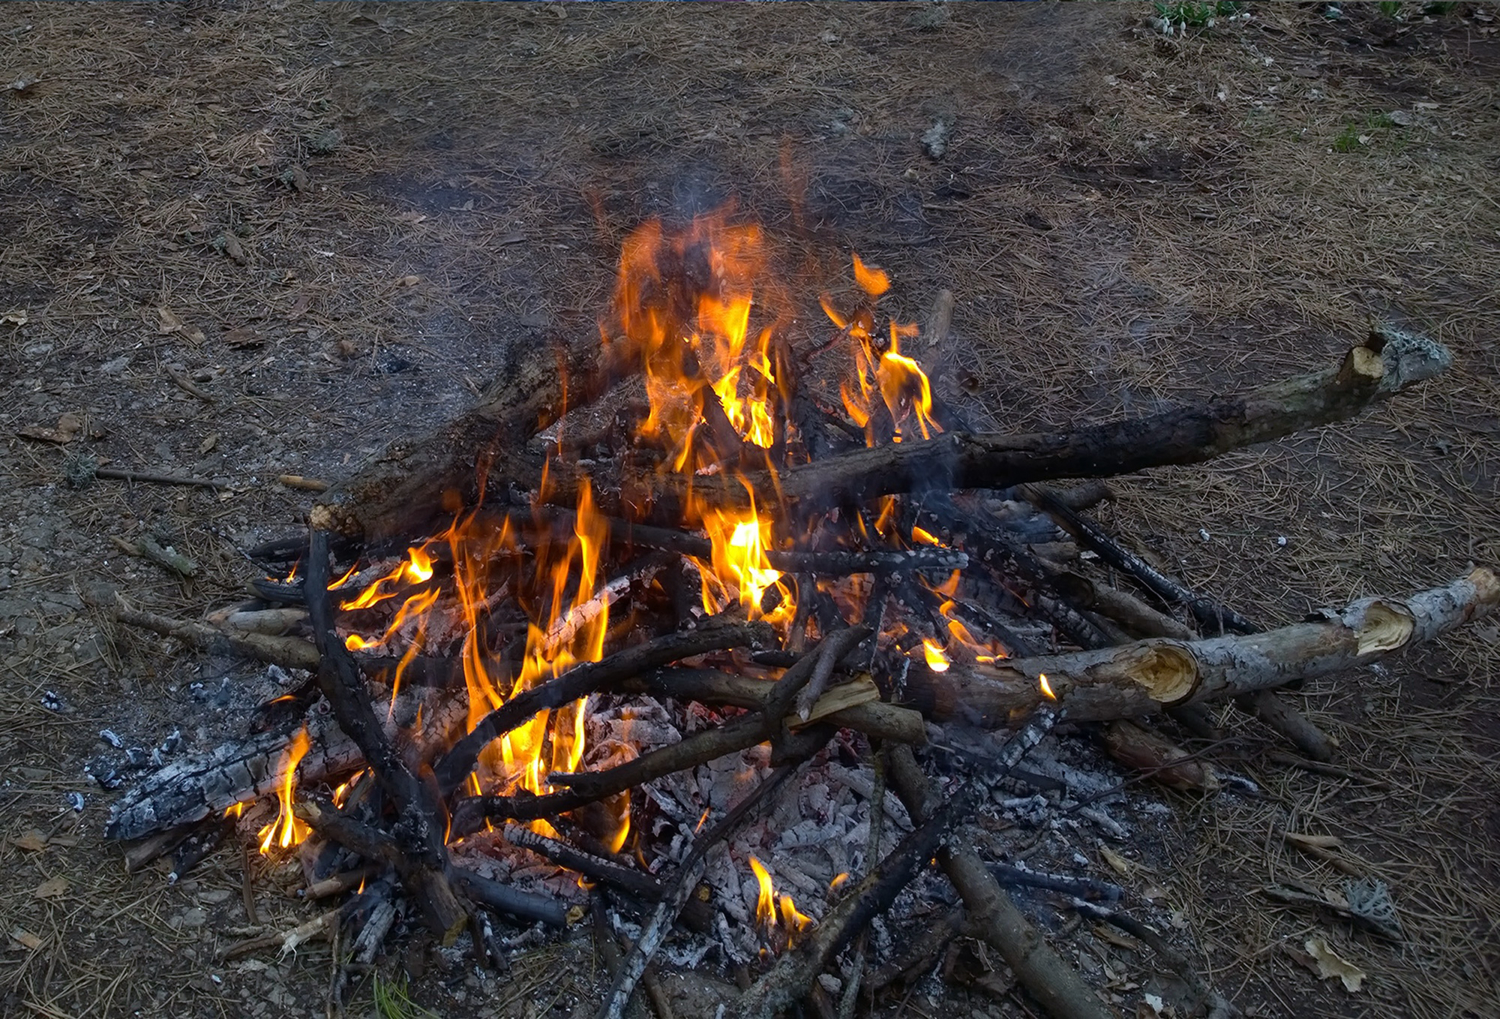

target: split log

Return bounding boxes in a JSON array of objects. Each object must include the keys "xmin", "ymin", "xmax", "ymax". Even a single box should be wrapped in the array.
[
  {"xmin": 107, "ymin": 596, "xmax": 321, "ymax": 671},
  {"xmin": 907, "ymin": 568, "xmax": 1498, "ymax": 725},
  {"xmin": 628, "ymin": 326, "xmax": 1450, "ymax": 512}
]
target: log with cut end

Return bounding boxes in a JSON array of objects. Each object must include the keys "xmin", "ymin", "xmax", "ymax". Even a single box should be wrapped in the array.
[
  {"xmin": 906, "ymin": 568, "xmax": 1498, "ymax": 725},
  {"xmin": 642, "ymin": 324, "xmax": 1452, "ymax": 511}
]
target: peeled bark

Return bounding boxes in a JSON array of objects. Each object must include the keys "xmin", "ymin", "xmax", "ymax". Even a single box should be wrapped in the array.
[{"xmin": 907, "ymin": 568, "xmax": 1498, "ymax": 725}]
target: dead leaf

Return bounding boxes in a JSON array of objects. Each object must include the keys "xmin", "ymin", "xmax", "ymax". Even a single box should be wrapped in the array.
[
  {"xmin": 1099, "ymin": 844, "xmax": 1135, "ymax": 877},
  {"xmin": 222, "ymin": 231, "xmax": 248, "ymax": 264},
  {"xmin": 9, "ymin": 929, "xmax": 44, "ymax": 951},
  {"xmin": 199, "ymin": 432, "xmax": 219, "ymax": 454},
  {"xmin": 18, "ymin": 412, "xmax": 84, "ymax": 444},
  {"xmin": 1, "ymin": 309, "xmax": 27, "ymax": 326},
  {"xmin": 11, "ymin": 830, "xmax": 47, "ymax": 852},
  {"xmin": 157, "ymin": 306, "xmax": 206, "ymax": 343},
  {"xmin": 288, "ymin": 164, "xmax": 310, "ymax": 192},
  {"xmin": 32, "ymin": 876, "xmax": 69, "ymax": 899},
  {"xmin": 1305, "ymin": 937, "xmax": 1366, "ymax": 992},
  {"xmin": 284, "ymin": 292, "xmax": 313, "ymax": 321},
  {"xmin": 223, "ymin": 325, "xmax": 263, "ymax": 348},
  {"xmin": 396, "ymin": 274, "xmax": 420, "ymax": 287}
]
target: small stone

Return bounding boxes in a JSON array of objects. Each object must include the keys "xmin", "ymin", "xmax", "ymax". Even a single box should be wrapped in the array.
[{"xmin": 178, "ymin": 907, "xmax": 208, "ymax": 928}]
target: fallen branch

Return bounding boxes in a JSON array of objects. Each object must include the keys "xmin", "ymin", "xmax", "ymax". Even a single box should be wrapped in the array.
[{"xmin": 434, "ymin": 617, "xmax": 775, "ymax": 794}]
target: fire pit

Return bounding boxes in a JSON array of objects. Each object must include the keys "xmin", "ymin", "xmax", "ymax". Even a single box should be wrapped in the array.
[{"xmin": 103, "ymin": 211, "xmax": 1496, "ymax": 1018}]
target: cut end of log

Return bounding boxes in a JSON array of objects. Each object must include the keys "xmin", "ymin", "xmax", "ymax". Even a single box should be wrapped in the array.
[
  {"xmin": 1469, "ymin": 566, "xmax": 1500, "ymax": 608},
  {"xmin": 1367, "ymin": 322, "xmax": 1454, "ymax": 390},
  {"xmin": 1336, "ymin": 345, "xmax": 1386, "ymax": 390},
  {"xmin": 1121, "ymin": 642, "xmax": 1200, "ymax": 705},
  {"xmin": 1353, "ymin": 600, "xmax": 1416, "ymax": 655}
]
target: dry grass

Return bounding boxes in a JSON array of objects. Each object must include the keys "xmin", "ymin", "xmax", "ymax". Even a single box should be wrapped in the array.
[{"xmin": 1, "ymin": 2, "xmax": 1496, "ymax": 1016}]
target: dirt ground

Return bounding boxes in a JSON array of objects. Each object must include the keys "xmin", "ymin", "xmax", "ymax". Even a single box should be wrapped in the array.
[{"xmin": 2, "ymin": 2, "xmax": 1497, "ymax": 1017}]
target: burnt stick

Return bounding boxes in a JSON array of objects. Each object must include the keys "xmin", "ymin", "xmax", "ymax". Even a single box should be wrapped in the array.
[
  {"xmin": 502, "ymin": 823, "xmax": 666, "ymax": 904},
  {"xmin": 304, "ymin": 529, "xmax": 465, "ymax": 936},
  {"xmin": 1020, "ymin": 484, "xmax": 1257, "ymax": 636},
  {"xmin": 434, "ymin": 617, "xmax": 773, "ymax": 795},
  {"xmin": 1024, "ymin": 485, "xmax": 1334, "ymax": 758},
  {"xmin": 739, "ymin": 707, "xmax": 1059, "ymax": 1019},
  {"xmin": 541, "ymin": 505, "xmax": 968, "ymax": 576},
  {"xmin": 451, "ymin": 867, "xmax": 570, "ymax": 928},
  {"xmin": 615, "ymin": 328, "xmax": 1450, "ymax": 512},
  {"xmin": 597, "ymin": 760, "xmax": 809, "ymax": 1019},
  {"xmin": 884, "ymin": 743, "xmax": 1113, "ymax": 1019}
]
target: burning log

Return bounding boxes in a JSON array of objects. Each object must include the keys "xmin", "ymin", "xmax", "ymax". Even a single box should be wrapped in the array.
[
  {"xmin": 433, "ymin": 616, "xmax": 775, "ymax": 795},
  {"xmin": 909, "ymin": 568, "xmax": 1498, "ymax": 725},
  {"xmin": 633, "ymin": 324, "xmax": 1450, "ymax": 513},
  {"xmin": 303, "ymin": 529, "xmax": 466, "ymax": 936}
]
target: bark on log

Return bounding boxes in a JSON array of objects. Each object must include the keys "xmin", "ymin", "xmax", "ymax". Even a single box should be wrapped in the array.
[
  {"xmin": 309, "ymin": 334, "xmax": 631, "ymax": 541},
  {"xmin": 642, "ymin": 326, "xmax": 1451, "ymax": 512},
  {"xmin": 906, "ymin": 568, "xmax": 1498, "ymax": 725}
]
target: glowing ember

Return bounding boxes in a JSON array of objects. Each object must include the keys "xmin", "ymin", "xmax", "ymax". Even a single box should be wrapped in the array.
[{"xmin": 258, "ymin": 725, "xmax": 311, "ymax": 855}]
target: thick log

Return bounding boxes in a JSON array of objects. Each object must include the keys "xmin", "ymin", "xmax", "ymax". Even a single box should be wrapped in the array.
[
  {"xmin": 907, "ymin": 569, "xmax": 1498, "ymax": 725},
  {"xmin": 639, "ymin": 326, "xmax": 1451, "ymax": 511},
  {"xmin": 309, "ymin": 334, "xmax": 630, "ymax": 541}
]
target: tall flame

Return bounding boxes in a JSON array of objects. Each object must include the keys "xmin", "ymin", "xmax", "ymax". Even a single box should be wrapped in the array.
[{"xmin": 258, "ymin": 725, "xmax": 311, "ymax": 855}]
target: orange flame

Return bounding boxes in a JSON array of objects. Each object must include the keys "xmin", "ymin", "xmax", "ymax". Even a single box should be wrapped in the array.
[
  {"xmin": 258, "ymin": 726, "xmax": 311, "ymax": 855},
  {"xmin": 749, "ymin": 855, "xmax": 777, "ymax": 928},
  {"xmin": 824, "ymin": 254, "xmax": 942, "ymax": 445},
  {"xmin": 1039, "ymin": 673, "xmax": 1057, "ymax": 701},
  {"xmin": 922, "ymin": 638, "xmax": 950, "ymax": 672}
]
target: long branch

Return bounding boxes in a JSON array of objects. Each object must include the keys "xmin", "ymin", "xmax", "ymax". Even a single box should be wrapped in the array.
[{"xmin": 628, "ymin": 327, "xmax": 1451, "ymax": 511}]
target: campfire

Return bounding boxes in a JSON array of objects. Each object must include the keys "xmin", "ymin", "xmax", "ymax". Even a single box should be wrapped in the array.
[{"xmin": 104, "ymin": 210, "xmax": 1497, "ymax": 1018}]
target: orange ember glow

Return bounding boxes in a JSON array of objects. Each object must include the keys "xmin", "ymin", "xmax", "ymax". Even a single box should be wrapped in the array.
[{"xmin": 258, "ymin": 726, "xmax": 311, "ymax": 855}]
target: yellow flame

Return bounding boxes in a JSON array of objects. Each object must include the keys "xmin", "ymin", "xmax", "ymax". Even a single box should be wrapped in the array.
[
  {"xmin": 224, "ymin": 801, "xmax": 245, "ymax": 819},
  {"xmin": 1039, "ymin": 673, "xmax": 1057, "ymax": 701},
  {"xmin": 829, "ymin": 872, "xmax": 849, "ymax": 892},
  {"xmin": 749, "ymin": 855, "xmax": 777, "ymax": 928},
  {"xmin": 257, "ymin": 726, "xmax": 311, "ymax": 855},
  {"xmin": 922, "ymin": 638, "xmax": 951, "ymax": 672}
]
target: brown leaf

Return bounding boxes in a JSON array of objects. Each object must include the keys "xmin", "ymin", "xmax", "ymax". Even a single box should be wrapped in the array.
[
  {"xmin": 1, "ymin": 309, "xmax": 27, "ymax": 326},
  {"xmin": 9, "ymin": 929, "xmax": 44, "ymax": 951},
  {"xmin": 17, "ymin": 412, "xmax": 84, "ymax": 444},
  {"xmin": 1304, "ymin": 937, "xmax": 1366, "ymax": 992},
  {"xmin": 222, "ymin": 231, "xmax": 248, "ymax": 265},
  {"xmin": 32, "ymin": 876, "xmax": 69, "ymax": 899},
  {"xmin": 223, "ymin": 325, "xmax": 263, "ymax": 348},
  {"xmin": 11, "ymin": 830, "xmax": 47, "ymax": 852},
  {"xmin": 284, "ymin": 292, "xmax": 313, "ymax": 321},
  {"xmin": 1099, "ymin": 845, "xmax": 1135, "ymax": 877}
]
